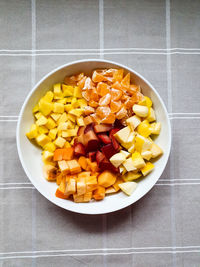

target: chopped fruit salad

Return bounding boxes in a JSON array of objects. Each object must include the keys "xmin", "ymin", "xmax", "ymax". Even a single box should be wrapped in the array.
[{"xmin": 26, "ymin": 69, "xmax": 163, "ymax": 202}]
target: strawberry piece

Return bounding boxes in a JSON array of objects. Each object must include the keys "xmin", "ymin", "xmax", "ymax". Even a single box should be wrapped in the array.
[
  {"xmin": 98, "ymin": 134, "xmax": 111, "ymax": 144},
  {"xmin": 84, "ymin": 130, "xmax": 100, "ymax": 152},
  {"xmin": 101, "ymin": 143, "xmax": 116, "ymax": 159},
  {"xmin": 99, "ymin": 159, "xmax": 119, "ymax": 173},
  {"xmin": 84, "ymin": 123, "xmax": 94, "ymax": 134},
  {"xmin": 110, "ymin": 135, "xmax": 120, "ymax": 151},
  {"xmin": 74, "ymin": 143, "xmax": 86, "ymax": 157},
  {"xmin": 113, "ymin": 119, "xmax": 124, "ymax": 129},
  {"xmin": 94, "ymin": 124, "xmax": 112, "ymax": 133},
  {"xmin": 96, "ymin": 151, "xmax": 105, "ymax": 165},
  {"xmin": 88, "ymin": 152, "xmax": 96, "ymax": 162}
]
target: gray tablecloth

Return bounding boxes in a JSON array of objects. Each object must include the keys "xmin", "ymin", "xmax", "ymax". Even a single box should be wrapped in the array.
[{"xmin": 0, "ymin": 0, "xmax": 200, "ymax": 266}]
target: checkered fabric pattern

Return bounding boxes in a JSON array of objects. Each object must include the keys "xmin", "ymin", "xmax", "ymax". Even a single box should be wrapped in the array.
[{"xmin": 0, "ymin": 0, "xmax": 200, "ymax": 266}]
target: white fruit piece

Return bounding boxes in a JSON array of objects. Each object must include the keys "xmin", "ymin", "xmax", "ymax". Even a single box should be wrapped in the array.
[
  {"xmin": 147, "ymin": 108, "xmax": 156, "ymax": 122},
  {"xmin": 135, "ymin": 134, "xmax": 152, "ymax": 153},
  {"xmin": 50, "ymin": 113, "xmax": 61, "ymax": 122},
  {"xmin": 105, "ymin": 187, "xmax": 116, "ymax": 194},
  {"xmin": 132, "ymin": 104, "xmax": 149, "ymax": 117},
  {"xmin": 123, "ymin": 158, "xmax": 137, "ymax": 172},
  {"xmin": 150, "ymin": 143, "xmax": 163, "ymax": 158},
  {"xmin": 119, "ymin": 166, "xmax": 127, "ymax": 174},
  {"xmin": 114, "ymin": 126, "xmax": 131, "ymax": 144},
  {"xmin": 128, "ymin": 144, "xmax": 135, "ymax": 153},
  {"xmin": 58, "ymin": 160, "xmax": 69, "ymax": 174},
  {"xmin": 126, "ymin": 115, "xmax": 141, "ymax": 130},
  {"xmin": 43, "ymin": 164, "xmax": 57, "ymax": 181},
  {"xmin": 120, "ymin": 150, "xmax": 130, "ymax": 158},
  {"xmin": 54, "ymin": 136, "xmax": 66, "ymax": 148},
  {"xmin": 141, "ymin": 162, "xmax": 155, "ymax": 176},
  {"xmin": 121, "ymin": 132, "xmax": 135, "ymax": 149},
  {"xmin": 132, "ymin": 152, "xmax": 146, "ymax": 169},
  {"xmin": 119, "ymin": 182, "xmax": 138, "ymax": 196},
  {"xmin": 141, "ymin": 150, "xmax": 152, "ymax": 161},
  {"xmin": 110, "ymin": 153, "xmax": 126, "ymax": 168},
  {"xmin": 150, "ymin": 122, "xmax": 161, "ymax": 135}
]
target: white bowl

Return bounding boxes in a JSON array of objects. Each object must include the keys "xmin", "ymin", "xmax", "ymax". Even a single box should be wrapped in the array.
[{"xmin": 16, "ymin": 59, "xmax": 171, "ymax": 215}]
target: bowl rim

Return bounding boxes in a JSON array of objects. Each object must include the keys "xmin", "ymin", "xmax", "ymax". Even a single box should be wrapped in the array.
[{"xmin": 16, "ymin": 58, "xmax": 171, "ymax": 215}]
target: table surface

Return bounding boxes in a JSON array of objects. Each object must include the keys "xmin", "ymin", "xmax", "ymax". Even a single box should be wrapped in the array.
[{"xmin": 0, "ymin": 0, "xmax": 200, "ymax": 266}]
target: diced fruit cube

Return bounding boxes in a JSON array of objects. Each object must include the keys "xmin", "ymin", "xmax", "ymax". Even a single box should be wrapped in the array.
[
  {"xmin": 88, "ymin": 151, "xmax": 96, "ymax": 162},
  {"xmin": 69, "ymin": 108, "xmax": 84, "ymax": 117},
  {"xmin": 128, "ymin": 144, "xmax": 135, "ymax": 153},
  {"xmin": 26, "ymin": 124, "xmax": 38, "ymax": 139},
  {"xmin": 150, "ymin": 143, "xmax": 163, "ymax": 158},
  {"xmin": 123, "ymin": 158, "xmax": 137, "ymax": 172},
  {"xmin": 53, "ymin": 83, "xmax": 62, "ymax": 97},
  {"xmin": 135, "ymin": 134, "xmax": 152, "ymax": 153},
  {"xmin": 131, "ymin": 152, "xmax": 146, "ymax": 169},
  {"xmin": 86, "ymin": 176, "xmax": 98, "ymax": 191},
  {"xmin": 78, "ymin": 171, "xmax": 91, "ymax": 178},
  {"xmin": 55, "ymin": 179, "xmax": 68, "ymax": 199},
  {"xmin": 36, "ymin": 134, "xmax": 51, "ymax": 147},
  {"xmin": 37, "ymin": 125, "xmax": 48, "ymax": 134},
  {"xmin": 43, "ymin": 165, "xmax": 57, "ymax": 181},
  {"xmin": 58, "ymin": 160, "xmax": 69, "ymax": 174},
  {"xmin": 150, "ymin": 122, "xmax": 161, "ymax": 135},
  {"xmin": 93, "ymin": 186, "xmax": 105, "ymax": 200},
  {"xmin": 122, "ymin": 171, "xmax": 142, "ymax": 181},
  {"xmin": 84, "ymin": 116, "xmax": 93, "ymax": 125},
  {"xmin": 137, "ymin": 120, "xmax": 151, "ymax": 137},
  {"xmin": 77, "ymin": 117, "xmax": 85, "ymax": 126},
  {"xmin": 32, "ymin": 104, "xmax": 39, "ymax": 113},
  {"xmin": 54, "ymin": 137, "xmax": 66, "ymax": 148},
  {"xmin": 98, "ymin": 134, "xmax": 111, "ymax": 144},
  {"xmin": 78, "ymin": 156, "xmax": 88, "ymax": 170},
  {"xmin": 57, "ymin": 122, "xmax": 69, "ymax": 131},
  {"xmin": 114, "ymin": 126, "xmax": 131, "ymax": 144},
  {"xmin": 132, "ymin": 104, "xmax": 149, "ymax": 117},
  {"xmin": 67, "ymin": 159, "xmax": 81, "ymax": 174},
  {"xmin": 83, "ymin": 191, "xmax": 92, "ymax": 202},
  {"xmin": 43, "ymin": 91, "xmax": 54, "ymax": 102},
  {"xmin": 53, "ymin": 102, "xmax": 64, "ymax": 113},
  {"xmin": 105, "ymin": 187, "xmax": 116, "ymax": 194},
  {"xmin": 65, "ymin": 178, "xmax": 76, "ymax": 195},
  {"xmin": 77, "ymin": 99, "xmax": 87, "ymax": 108},
  {"xmin": 118, "ymin": 182, "xmax": 137, "ymax": 196},
  {"xmin": 36, "ymin": 115, "xmax": 48, "ymax": 126},
  {"xmin": 101, "ymin": 143, "xmax": 116, "ymax": 159},
  {"xmin": 45, "ymin": 118, "xmax": 56, "ymax": 130},
  {"xmin": 98, "ymin": 170, "xmax": 117, "ymax": 188},
  {"xmin": 126, "ymin": 115, "xmax": 141, "ymax": 130},
  {"xmin": 38, "ymin": 99, "xmax": 53, "ymax": 116},
  {"xmin": 50, "ymin": 113, "xmax": 61, "ymax": 122},
  {"xmin": 110, "ymin": 153, "xmax": 126, "ymax": 168},
  {"xmin": 96, "ymin": 151, "xmax": 105, "ymax": 165},
  {"xmin": 42, "ymin": 151, "xmax": 54, "ymax": 162},
  {"xmin": 138, "ymin": 96, "xmax": 152, "ymax": 108},
  {"xmin": 44, "ymin": 142, "xmax": 56, "ymax": 152},
  {"xmin": 121, "ymin": 132, "xmax": 135, "ymax": 149},
  {"xmin": 141, "ymin": 162, "xmax": 154, "ymax": 176},
  {"xmin": 120, "ymin": 150, "xmax": 130, "ymax": 158},
  {"xmin": 113, "ymin": 177, "xmax": 124, "ymax": 192},
  {"xmin": 73, "ymin": 86, "xmax": 82, "ymax": 98},
  {"xmin": 74, "ymin": 143, "xmax": 86, "ymax": 157},
  {"xmin": 141, "ymin": 151, "xmax": 152, "ymax": 160},
  {"xmin": 62, "ymin": 84, "xmax": 74, "ymax": 96},
  {"xmin": 94, "ymin": 124, "xmax": 112, "ymax": 133},
  {"xmin": 64, "ymin": 104, "xmax": 72, "ymax": 112},
  {"xmin": 35, "ymin": 112, "xmax": 42, "ymax": 120},
  {"xmin": 147, "ymin": 108, "xmax": 156, "ymax": 122},
  {"xmin": 57, "ymin": 112, "xmax": 68, "ymax": 124},
  {"xmin": 77, "ymin": 177, "xmax": 86, "ymax": 196}
]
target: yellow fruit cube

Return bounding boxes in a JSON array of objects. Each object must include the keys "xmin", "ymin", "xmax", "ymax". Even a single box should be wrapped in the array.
[
  {"xmin": 121, "ymin": 132, "xmax": 135, "ymax": 149},
  {"xmin": 69, "ymin": 108, "xmax": 84, "ymax": 117},
  {"xmin": 57, "ymin": 98, "xmax": 68, "ymax": 104},
  {"xmin": 122, "ymin": 171, "xmax": 142, "ymax": 181},
  {"xmin": 126, "ymin": 115, "xmax": 141, "ymax": 130},
  {"xmin": 57, "ymin": 112, "xmax": 68, "ymax": 124},
  {"xmin": 26, "ymin": 124, "xmax": 38, "ymax": 139},
  {"xmin": 36, "ymin": 115, "xmax": 48, "ymax": 126},
  {"xmin": 58, "ymin": 160, "xmax": 69, "ymax": 174},
  {"xmin": 54, "ymin": 136, "xmax": 66, "ymax": 148},
  {"xmin": 68, "ymin": 114, "xmax": 76, "ymax": 122},
  {"xmin": 37, "ymin": 125, "xmax": 48, "ymax": 134},
  {"xmin": 147, "ymin": 108, "xmax": 156, "ymax": 122},
  {"xmin": 45, "ymin": 118, "xmax": 56, "ymax": 130},
  {"xmin": 137, "ymin": 120, "xmax": 151, "ymax": 137},
  {"xmin": 32, "ymin": 104, "xmax": 39, "ymax": 113},
  {"xmin": 141, "ymin": 150, "xmax": 152, "ymax": 161},
  {"xmin": 53, "ymin": 83, "xmax": 62, "ymax": 97},
  {"xmin": 114, "ymin": 126, "xmax": 131, "ymax": 144},
  {"xmin": 65, "ymin": 178, "xmax": 76, "ymax": 195},
  {"xmin": 53, "ymin": 102, "xmax": 64, "ymax": 113},
  {"xmin": 62, "ymin": 129, "xmax": 77, "ymax": 138},
  {"xmin": 50, "ymin": 113, "xmax": 61, "ymax": 121},
  {"xmin": 64, "ymin": 104, "xmax": 73, "ymax": 112},
  {"xmin": 44, "ymin": 142, "xmax": 56, "ymax": 152},
  {"xmin": 150, "ymin": 143, "xmax": 163, "ymax": 158},
  {"xmin": 78, "ymin": 99, "xmax": 87, "ymax": 108},
  {"xmin": 77, "ymin": 116, "xmax": 85, "ymax": 126},
  {"xmin": 42, "ymin": 151, "xmax": 54, "ymax": 162},
  {"xmin": 73, "ymin": 86, "xmax": 82, "ymax": 98},
  {"xmin": 35, "ymin": 112, "xmax": 42, "ymax": 120},
  {"xmin": 141, "ymin": 162, "xmax": 154, "ymax": 176},
  {"xmin": 64, "ymin": 141, "xmax": 71, "ymax": 148},
  {"xmin": 110, "ymin": 153, "xmax": 126, "ymax": 168},
  {"xmin": 38, "ymin": 98, "xmax": 53, "ymax": 116},
  {"xmin": 48, "ymin": 128, "xmax": 57, "ymax": 140},
  {"xmin": 65, "ymin": 97, "xmax": 73, "ymax": 103},
  {"xmin": 138, "ymin": 96, "xmax": 152, "ymax": 108},
  {"xmin": 132, "ymin": 152, "xmax": 146, "ymax": 169},
  {"xmin": 57, "ymin": 122, "xmax": 69, "ymax": 131},
  {"xmin": 150, "ymin": 122, "xmax": 161, "ymax": 135},
  {"xmin": 43, "ymin": 91, "xmax": 54, "ymax": 102},
  {"xmin": 77, "ymin": 177, "xmax": 86, "ymax": 196},
  {"xmin": 123, "ymin": 158, "xmax": 137, "ymax": 172},
  {"xmin": 36, "ymin": 134, "xmax": 51, "ymax": 147},
  {"xmin": 67, "ymin": 120, "xmax": 75, "ymax": 129},
  {"xmin": 62, "ymin": 84, "xmax": 74, "ymax": 97}
]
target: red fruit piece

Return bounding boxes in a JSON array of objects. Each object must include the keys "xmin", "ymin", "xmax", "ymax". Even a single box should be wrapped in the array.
[
  {"xmin": 77, "ymin": 126, "xmax": 86, "ymax": 136},
  {"xmin": 99, "ymin": 159, "xmax": 119, "ymax": 173},
  {"xmin": 96, "ymin": 151, "xmax": 105, "ymax": 165},
  {"xmin": 113, "ymin": 119, "xmax": 124, "ymax": 129},
  {"xmin": 88, "ymin": 152, "xmax": 96, "ymax": 162},
  {"xmin": 74, "ymin": 143, "xmax": 86, "ymax": 157},
  {"xmin": 101, "ymin": 143, "xmax": 116, "ymax": 159},
  {"xmin": 94, "ymin": 124, "xmax": 113, "ymax": 133},
  {"xmin": 98, "ymin": 134, "xmax": 111, "ymax": 144},
  {"xmin": 109, "ymin": 128, "xmax": 120, "ymax": 137},
  {"xmin": 84, "ymin": 130, "xmax": 100, "ymax": 152},
  {"xmin": 86, "ymin": 139, "xmax": 99, "ymax": 152},
  {"xmin": 109, "ymin": 128, "xmax": 120, "ymax": 151},
  {"xmin": 84, "ymin": 123, "xmax": 94, "ymax": 134}
]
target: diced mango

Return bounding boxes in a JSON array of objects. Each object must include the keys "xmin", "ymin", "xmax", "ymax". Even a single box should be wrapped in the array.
[
  {"xmin": 69, "ymin": 108, "xmax": 84, "ymax": 117},
  {"xmin": 36, "ymin": 115, "xmax": 48, "ymax": 126},
  {"xmin": 78, "ymin": 99, "xmax": 87, "ymax": 108},
  {"xmin": 44, "ymin": 142, "xmax": 56, "ymax": 152},
  {"xmin": 62, "ymin": 84, "xmax": 74, "ymax": 97},
  {"xmin": 53, "ymin": 102, "xmax": 64, "ymax": 113},
  {"xmin": 50, "ymin": 113, "xmax": 61, "ymax": 121},
  {"xmin": 57, "ymin": 98, "xmax": 68, "ymax": 104},
  {"xmin": 71, "ymin": 97, "xmax": 79, "ymax": 108},
  {"xmin": 32, "ymin": 104, "xmax": 39, "ymax": 113},
  {"xmin": 98, "ymin": 171, "xmax": 116, "ymax": 188},
  {"xmin": 26, "ymin": 124, "xmax": 38, "ymax": 139},
  {"xmin": 93, "ymin": 186, "xmax": 105, "ymax": 200},
  {"xmin": 38, "ymin": 98, "xmax": 53, "ymax": 116},
  {"xmin": 43, "ymin": 91, "xmax": 54, "ymax": 102},
  {"xmin": 37, "ymin": 125, "xmax": 48, "ymax": 134},
  {"xmin": 67, "ymin": 113, "xmax": 76, "ymax": 123},
  {"xmin": 36, "ymin": 134, "xmax": 51, "ymax": 147},
  {"xmin": 45, "ymin": 117, "xmax": 56, "ymax": 130},
  {"xmin": 35, "ymin": 112, "xmax": 42, "ymax": 120},
  {"xmin": 141, "ymin": 162, "xmax": 154, "ymax": 176},
  {"xmin": 131, "ymin": 152, "xmax": 146, "ymax": 169},
  {"xmin": 54, "ymin": 137, "xmax": 66, "ymax": 148},
  {"xmin": 77, "ymin": 116, "xmax": 85, "ymax": 126},
  {"xmin": 137, "ymin": 120, "xmax": 151, "ymax": 137},
  {"xmin": 139, "ymin": 96, "xmax": 152, "ymax": 108},
  {"xmin": 73, "ymin": 86, "xmax": 82, "ymax": 98},
  {"xmin": 122, "ymin": 171, "xmax": 142, "ymax": 181},
  {"xmin": 53, "ymin": 83, "xmax": 62, "ymax": 97},
  {"xmin": 57, "ymin": 112, "xmax": 68, "ymax": 124},
  {"xmin": 48, "ymin": 128, "xmax": 58, "ymax": 140},
  {"xmin": 42, "ymin": 151, "xmax": 54, "ymax": 162}
]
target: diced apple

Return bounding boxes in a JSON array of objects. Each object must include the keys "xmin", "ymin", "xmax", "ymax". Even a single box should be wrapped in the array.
[
  {"xmin": 150, "ymin": 122, "xmax": 161, "ymax": 135},
  {"xmin": 121, "ymin": 132, "xmax": 135, "ymax": 149},
  {"xmin": 147, "ymin": 108, "xmax": 156, "ymax": 122},
  {"xmin": 57, "ymin": 122, "xmax": 69, "ymax": 131},
  {"xmin": 123, "ymin": 158, "xmax": 137, "ymax": 172},
  {"xmin": 126, "ymin": 115, "xmax": 141, "ymax": 130},
  {"xmin": 42, "ymin": 151, "xmax": 54, "ymax": 162},
  {"xmin": 131, "ymin": 152, "xmax": 146, "ymax": 169},
  {"xmin": 110, "ymin": 153, "xmax": 126, "ymax": 168},
  {"xmin": 132, "ymin": 104, "xmax": 149, "ymax": 117},
  {"xmin": 120, "ymin": 150, "xmax": 130, "ymax": 158},
  {"xmin": 150, "ymin": 143, "xmax": 163, "ymax": 158},
  {"xmin": 114, "ymin": 126, "xmax": 131, "ymax": 144},
  {"xmin": 141, "ymin": 150, "xmax": 152, "ymax": 160},
  {"xmin": 141, "ymin": 162, "xmax": 154, "ymax": 176},
  {"xmin": 54, "ymin": 137, "xmax": 66, "ymax": 148},
  {"xmin": 118, "ymin": 182, "xmax": 137, "ymax": 196},
  {"xmin": 122, "ymin": 171, "xmax": 142, "ymax": 181},
  {"xmin": 43, "ymin": 164, "xmax": 57, "ymax": 181}
]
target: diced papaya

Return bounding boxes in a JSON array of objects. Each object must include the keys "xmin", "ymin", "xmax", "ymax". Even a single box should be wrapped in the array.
[
  {"xmin": 113, "ymin": 177, "xmax": 124, "ymax": 192},
  {"xmin": 65, "ymin": 178, "xmax": 76, "ymax": 195},
  {"xmin": 77, "ymin": 177, "xmax": 86, "ymax": 196},
  {"xmin": 86, "ymin": 176, "xmax": 98, "ymax": 191},
  {"xmin": 78, "ymin": 172, "xmax": 91, "ymax": 178},
  {"xmin": 53, "ymin": 148, "xmax": 74, "ymax": 161},
  {"xmin": 98, "ymin": 171, "xmax": 117, "ymax": 188},
  {"xmin": 78, "ymin": 156, "xmax": 88, "ymax": 170},
  {"xmin": 67, "ymin": 160, "xmax": 81, "ymax": 174},
  {"xmin": 93, "ymin": 186, "xmax": 105, "ymax": 200}
]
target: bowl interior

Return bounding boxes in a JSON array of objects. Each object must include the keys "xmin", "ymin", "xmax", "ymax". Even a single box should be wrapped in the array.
[{"xmin": 17, "ymin": 60, "xmax": 171, "ymax": 214}]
